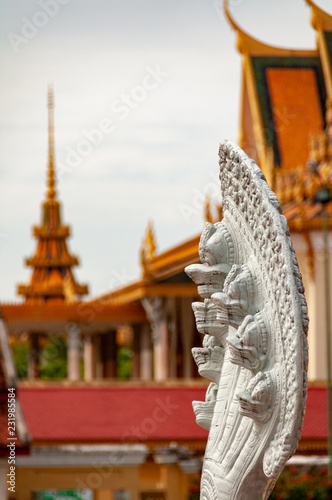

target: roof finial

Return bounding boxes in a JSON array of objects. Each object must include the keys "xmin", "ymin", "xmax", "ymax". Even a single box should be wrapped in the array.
[
  {"xmin": 140, "ymin": 220, "xmax": 157, "ymax": 279},
  {"xmin": 46, "ymin": 84, "xmax": 56, "ymax": 200},
  {"xmin": 224, "ymin": 0, "xmax": 300, "ymax": 55}
]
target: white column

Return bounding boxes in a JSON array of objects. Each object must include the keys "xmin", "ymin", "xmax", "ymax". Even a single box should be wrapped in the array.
[
  {"xmin": 167, "ymin": 297, "xmax": 178, "ymax": 379},
  {"xmin": 94, "ymin": 335, "xmax": 103, "ymax": 379},
  {"xmin": 140, "ymin": 324, "xmax": 152, "ymax": 381},
  {"xmin": 142, "ymin": 298, "xmax": 169, "ymax": 381},
  {"xmin": 180, "ymin": 297, "xmax": 195, "ymax": 379},
  {"xmin": 67, "ymin": 324, "xmax": 81, "ymax": 381},
  {"xmin": 83, "ymin": 334, "xmax": 94, "ymax": 381},
  {"xmin": 154, "ymin": 319, "xmax": 169, "ymax": 381}
]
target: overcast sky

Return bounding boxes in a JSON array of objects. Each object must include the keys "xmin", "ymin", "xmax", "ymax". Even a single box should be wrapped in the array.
[{"xmin": 0, "ymin": 0, "xmax": 331, "ymax": 302}]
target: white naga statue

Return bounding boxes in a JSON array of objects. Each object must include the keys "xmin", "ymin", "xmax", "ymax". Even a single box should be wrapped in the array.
[{"xmin": 186, "ymin": 141, "xmax": 309, "ymax": 499}]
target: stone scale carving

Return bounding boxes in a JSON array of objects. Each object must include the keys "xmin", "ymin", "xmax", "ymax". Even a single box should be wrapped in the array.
[{"xmin": 185, "ymin": 141, "xmax": 308, "ymax": 499}]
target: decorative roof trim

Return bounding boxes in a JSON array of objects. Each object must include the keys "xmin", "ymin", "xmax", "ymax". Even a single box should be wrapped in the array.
[
  {"xmin": 224, "ymin": 0, "xmax": 317, "ymax": 56},
  {"xmin": 306, "ymin": 0, "xmax": 332, "ymax": 31}
]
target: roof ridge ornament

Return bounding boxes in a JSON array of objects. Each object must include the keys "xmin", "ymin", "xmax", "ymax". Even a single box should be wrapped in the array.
[
  {"xmin": 224, "ymin": 0, "xmax": 315, "ymax": 55},
  {"xmin": 186, "ymin": 140, "xmax": 308, "ymax": 499},
  {"xmin": 140, "ymin": 219, "xmax": 157, "ymax": 279},
  {"xmin": 305, "ymin": 0, "xmax": 332, "ymax": 31}
]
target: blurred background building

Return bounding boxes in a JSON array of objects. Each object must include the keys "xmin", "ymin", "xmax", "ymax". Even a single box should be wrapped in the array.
[{"xmin": 0, "ymin": 1, "xmax": 331, "ymax": 499}]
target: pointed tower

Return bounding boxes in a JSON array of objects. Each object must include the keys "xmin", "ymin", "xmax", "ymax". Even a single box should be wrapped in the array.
[{"xmin": 17, "ymin": 86, "xmax": 88, "ymax": 303}]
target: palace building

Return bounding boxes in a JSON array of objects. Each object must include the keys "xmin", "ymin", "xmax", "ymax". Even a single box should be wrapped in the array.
[{"xmin": 0, "ymin": 1, "xmax": 331, "ymax": 499}]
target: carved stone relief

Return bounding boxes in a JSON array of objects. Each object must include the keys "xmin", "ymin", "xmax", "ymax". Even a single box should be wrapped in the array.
[{"xmin": 186, "ymin": 141, "xmax": 309, "ymax": 499}]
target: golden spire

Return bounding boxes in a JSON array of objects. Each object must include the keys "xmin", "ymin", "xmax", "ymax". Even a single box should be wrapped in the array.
[
  {"xmin": 46, "ymin": 84, "xmax": 56, "ymax": 200},
  {"xmin": 17, "ymin": 87, "xmax": 89, "ymax": 302}
]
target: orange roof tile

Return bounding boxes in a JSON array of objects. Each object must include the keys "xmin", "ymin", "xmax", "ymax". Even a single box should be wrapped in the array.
[{"xmin": 266, "ymin": 67, "xmax": 324, "ymax": 170}]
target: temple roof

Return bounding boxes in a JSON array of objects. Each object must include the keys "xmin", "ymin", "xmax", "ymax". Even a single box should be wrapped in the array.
[
  {"xmin": 16, "ymin": 384, "xmax": 327, "ymax": 453},
  {"xmin": 97, "ymin": 2, "xmax": 332, "ymax": 306},
  {"xmin": 224, "ymin": 0, "xmax": 317, "ymax": 57},
  {"xmin": 17, "ymin": 87, "xmax": 88, "ymax": 303},
  {"xmin": 225, "ymin": 0, "xmax": 332, "ymax": 233},
  {"xmin": 17, "ymin": 385, "xmax": 208, "ymax": 447},
  {"xmin": 1, "ymin": 301, "xmax": 146, "ymax": 334},
  {"xmin": 95, "ymin": 231, "xmax": 200, "ymax": 306},
  {"xmin": 250, "ymin": 56, "xmax": 325, "ymax": 170}
]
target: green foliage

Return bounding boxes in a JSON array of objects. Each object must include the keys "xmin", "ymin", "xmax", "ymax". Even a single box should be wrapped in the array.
[
  {"xmin": 13, "ymin": 337, "xmax": 134, "ymax": 380},
  {"xmin": 117, "ymin": 347, "xmax": 133, "ymax": 379},
  {"xmin": 39, "ymin": 335, "xmax": 67, "ymax": 380},
  {"xmin": 13, "ymin": 343, "xmax": 28, "ymax": 379},
  {"xmin": 33, "ymin": 491, "xmax": 90, "ymax": 500},
  {"xmin": 13, "ymin": 335, "xmax": 68, "ymax": 380}
]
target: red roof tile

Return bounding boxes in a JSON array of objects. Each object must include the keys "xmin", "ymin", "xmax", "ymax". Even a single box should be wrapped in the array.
[
  {"xmin": 17, "ymin": 385, "xmax": 327, "ymax": 443},
  {"xmin": 18, "ymin": 386, "xmax": 209, "ymax": 442},
  {"xmin": 302, "ymin": 386, "xmax": 327, "ymax": 439}
]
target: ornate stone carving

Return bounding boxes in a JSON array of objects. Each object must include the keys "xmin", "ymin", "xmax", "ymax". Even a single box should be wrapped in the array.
[
  {"xmin": 227, "ymin": 312, "xmax": 269, "ymax": 373},
  {"xmin": 192, "ymin": 335, "xmax": 224, "ymax": 383},
  {"xmin": 201, "ymin": 469, "xmax": 219, "ymax": 500},
  {"xmin": 237, "ymin": 368, "xmax": 277, "ymax": 424},
  {"xmin": 192, "ymin": 382, "xmax": 219, "ymax": 430},
  {"xmin": 185, "ymin": 141, "xmax": 308, "ymax": 499},
  {"xmin": 212, "ymin": 263, "xmax": 257, "ymax": 329}
]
